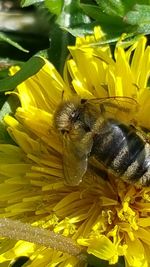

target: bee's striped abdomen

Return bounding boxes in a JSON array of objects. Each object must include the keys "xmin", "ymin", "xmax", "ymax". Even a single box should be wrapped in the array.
[{"xmin": 92, "ymin": 119, "xmax": 150, "ymax": 185}]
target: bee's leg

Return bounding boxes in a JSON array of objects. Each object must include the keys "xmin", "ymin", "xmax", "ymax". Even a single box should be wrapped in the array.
[
  {"xmin": 139, "ymin": 130, "xmax": 150, "ymax": 143},
  {"xmin": 88, "ymin": 158, "xmax": 108, "ymax": 181},
  {"xmin": 129, "ymin": 124, "xmax": 150, "ymax": 143},
  {"xmin": 100, "ymin": 103, "xmax": 105, "ymax": 114}
]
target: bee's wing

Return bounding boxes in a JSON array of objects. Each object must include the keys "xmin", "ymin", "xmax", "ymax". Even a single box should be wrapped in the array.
[
  {"xmin": 62, "ymin": 133, "xmax": 93, "ymax": 186},
  {"xmin": 87, "ymin": 96, "xmax": 138, "ymax": 124}
]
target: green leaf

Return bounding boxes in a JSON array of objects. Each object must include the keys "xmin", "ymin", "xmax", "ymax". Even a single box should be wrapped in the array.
[
  {"xmin": 95, "ymin": 0, "xmax": 150, "ymax": 16},
  {"xmin": 63, "ymin": 23, "xmax": 94, "ymax": 37},
  {"xmin": 0, "ymin": 33, "xmax": 29, "ymax": 53},
  {"xmin": 43, "ymin": 0, "xmax": 150, "ymax": 39},
  {"xmin": 80, "ymin": 3, "xmax": 134, "ymax": 40},
  {"xmin": 0, "ymin": 95, "xmax": 19, "ymax": 121},
  {"xmin": 80, "ymin": 1, "xmax": 150, "ymax": 40},
  {"xmin": 21, "ymin": 0, "xmax": 44, "ymax": 7},
  {"xmin": 0, "ymin": 70, "xmax": 21, "ymax": 145},
  {"xmin": 124, "ymin": 4, "xmax": 150, "ymax": 25},
  {"xmin": 56, "ymin": 0, "xmax": 91, "ymax": 36},
  {"xmin": 95, "ymin": 0, "xmax": 125, "ymax": 16},
  {"xmin": 0, "ymin": 95, "xmax": 19, "ymax": 144},
  {"xmin": 45, "ymin": 0, "xmax": 63, "ymax": 15},
  {"xmin": 137, "ymin": 23, "xmax": 150, "ymax": 34},
  {"xmin": 81, "ymin": 4, "xmax": 126, "ymax": 27},
  {"xmin": 0, "ymin": 56, "xmax": 45, "ymax": 92},
  {"xmin": 123, "ymin": 4, "xmax": 150, "ymax": 35},
  {"xmin": 0, "ymin": 120, "xmax": 15, "ymax": 144},
  {"xmin": 48, "ymin": 23, "xmax": 75, "ymax": 74},
  {"xmin": 0, "ymin": 65, "xmax": 9, "ymax": 80},
  {"xmin": 0, "ymin": 57, "xmax": 45, "ymax": 144}
]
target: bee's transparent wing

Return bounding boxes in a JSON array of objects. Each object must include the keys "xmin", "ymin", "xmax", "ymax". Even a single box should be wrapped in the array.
[
  {"xmin": 62, "ymin": 133, "xmax": 93, "ymax": 186},
  {"xmin": 87, "ymin": 96, "xmax": 138, "ymax": 124}
]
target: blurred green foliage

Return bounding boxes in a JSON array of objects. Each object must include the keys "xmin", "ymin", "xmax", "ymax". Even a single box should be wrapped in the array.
[
  {"xmin": 1, "ymin": 0, "xmax": 150, "ymax": 76},
  {"xmin": 1, "ymin": 0, "xmax": 150, "ymax": 73}
]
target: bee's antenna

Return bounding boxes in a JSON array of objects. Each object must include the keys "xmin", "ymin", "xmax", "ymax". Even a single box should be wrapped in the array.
[{"xmin": 61, "ymin": 90, "xmax": 64, "ymax": 101}]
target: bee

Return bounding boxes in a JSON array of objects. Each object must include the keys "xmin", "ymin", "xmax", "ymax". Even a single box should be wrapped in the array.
[{"xmin": 54, "ymin": 97, "xmax": 150, "ymax": 186}]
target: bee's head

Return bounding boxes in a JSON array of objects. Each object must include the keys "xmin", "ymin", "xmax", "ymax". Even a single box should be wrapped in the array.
[{"xmin": 54, "ymin": 100, "xmax": 82, "ymax": 134}]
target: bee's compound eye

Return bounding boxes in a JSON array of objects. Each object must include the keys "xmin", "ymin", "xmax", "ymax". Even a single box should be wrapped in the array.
[
  {"xmin": 81, "ymin": 99, "xmax": 87, "ymax": 104},
  {"xmin": 61, "ymin": 129, "xmax": 69, "ymax": 135}
]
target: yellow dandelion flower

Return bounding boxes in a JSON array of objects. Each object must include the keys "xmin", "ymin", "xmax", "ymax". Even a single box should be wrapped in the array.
[{"xmin": 0, "ymin": 28, "xmax": 150, "ymax": 267}]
